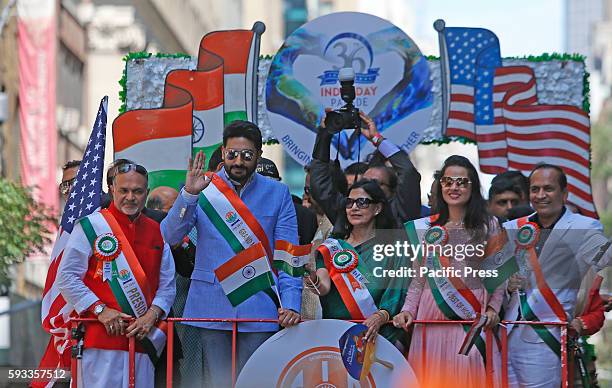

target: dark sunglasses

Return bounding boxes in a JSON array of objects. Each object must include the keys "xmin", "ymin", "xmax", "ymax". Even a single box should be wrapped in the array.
[
  {"xmin": 225, "ymin": 149, "xmax": 255, "ymax": 162},
  {"xmin": 440, "ymin": 176, "xmax": 471, "ymax": 188},
  {"xmin": 115, "ymin": 163, "xmax": 148, "ymax": 177},
  {"xmin": 59, "ymin": 178, "xmax": 76, "ymax": 196},
  {"xmin": 345, "ymin": 197, "xmax": 375, "ymax": 209}
]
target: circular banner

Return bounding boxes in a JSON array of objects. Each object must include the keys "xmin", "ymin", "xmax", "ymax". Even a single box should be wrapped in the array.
[
  {"xmin": 235, "ymin": 319, "xmax": 419, "ymax": 388},
  {"xmin": 265, "ymin": 12, "xmax": 433, "ymax": 167}
]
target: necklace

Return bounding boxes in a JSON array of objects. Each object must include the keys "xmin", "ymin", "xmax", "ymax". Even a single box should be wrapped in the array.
[{"xmin": 447, "ymin": 220, "xmax": 464, "ymax": 227}]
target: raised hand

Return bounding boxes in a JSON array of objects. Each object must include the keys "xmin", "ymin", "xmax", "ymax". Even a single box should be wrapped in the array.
[
  {"xmin": 184, "ymin": 151, "xmax": 210, "ymax": 195},
  {"xmin": 359, "ymin": 111, "xmax": 379, "ymax": 140}
]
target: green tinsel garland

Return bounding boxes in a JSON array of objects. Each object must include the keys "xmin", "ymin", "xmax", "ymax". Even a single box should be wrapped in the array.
[{"xmin": 117, "ymin": 52, "xmax": 591, "ymax": 147}]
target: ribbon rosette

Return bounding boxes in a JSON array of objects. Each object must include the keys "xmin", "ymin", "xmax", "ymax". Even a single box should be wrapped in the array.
[
  {"xmin": 93, "ymin": 233, "xmax": 122, "ymax": 280},
  {"xmin": 424, "ymin": 225, "xmax": 449, "ymax": 246},
  {"xmin": 332, "ymin": 249, "xmax": 359, "ymax": 273},
  {"xmin": 516, "ymin": 222, "xmax": 539, "ymax": 249}
]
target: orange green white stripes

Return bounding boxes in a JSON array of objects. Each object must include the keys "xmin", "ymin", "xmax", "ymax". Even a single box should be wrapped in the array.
[
  {"xmin": 214, "ymin": 242, "xmax": 275, "ymax": 307},
  {"xmin": 273, "ymin": 240, "xmax": 312, "ymax": 276}
]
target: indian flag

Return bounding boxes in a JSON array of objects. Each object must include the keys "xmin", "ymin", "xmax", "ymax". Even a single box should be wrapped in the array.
[
  {"xmin": 481, "ymin": 234, "xmax": 518, "ymax": 293},
  {"xmin": 273, "ymin": 240, "xmax": 312, "ymax": 277},
  {"xmin": 214, "ymin": 242, "xmax": 275, "ymax": 307},
  {"xmin": 187, "ymin": 25, "xmax": 263, "ymax": 158},
  {"xmin": 113, "ymin": 84, "xmax": 193, "ymax": 191}
]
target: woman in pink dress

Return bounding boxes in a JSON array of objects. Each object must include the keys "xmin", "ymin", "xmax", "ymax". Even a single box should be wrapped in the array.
[{"xmin": 393, "ymin": 155, "xmax": 504, "ymax": 388}]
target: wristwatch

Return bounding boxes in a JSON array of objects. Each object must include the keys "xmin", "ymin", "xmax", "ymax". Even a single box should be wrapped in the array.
[{"xmin": 93, "ymin": 303, "xmax": 106, "ymax": 316}]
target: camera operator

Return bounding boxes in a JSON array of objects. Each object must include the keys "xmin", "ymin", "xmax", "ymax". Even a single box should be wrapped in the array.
[{"xmin": 310, "ymin": 107, "xmax": 422, "ymax": 236}]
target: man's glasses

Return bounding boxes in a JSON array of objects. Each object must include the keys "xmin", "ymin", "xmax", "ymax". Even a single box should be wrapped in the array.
[
  {"xmin": 114, "ymin": 163, "xmax": 148, "ymax": 177},
  {"xmin": 345, "ymin": 197, "xmax": 375, "ymax": 209},
  {"xmin": 59, "ymin": 178, "xmax": 76, "ymax": 197},
  {"xmin": 440, "ymin": 176, "xmax": 471, "ymax": 188},
  {"xmin": 225, "ymin": 149, "xmax": 255, "ymax": 162}
]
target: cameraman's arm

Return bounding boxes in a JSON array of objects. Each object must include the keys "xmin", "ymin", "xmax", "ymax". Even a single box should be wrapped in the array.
[
  {"xmin": 383, "ymin": 141, "xmax": 422, "ymax": 222},
  {"xmin": 311, "ymin": 128, "xmax": 343, "ymax": 225},
  {"xmin": 360, "ymin": 111, "xmax": 421, "ymax": 222}
]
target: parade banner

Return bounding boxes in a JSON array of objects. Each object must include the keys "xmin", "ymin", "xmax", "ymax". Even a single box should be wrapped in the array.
[
  {"xmin": 17, "ymin": 0, "xmax": 58, "ymax": 210},
  {"xmin": 235, "ymin": 319, "xmax": 418, "ymax": 387},
  {"xmin": 265, "ymin": 12, "xmax": 433, "ymax": 167}
]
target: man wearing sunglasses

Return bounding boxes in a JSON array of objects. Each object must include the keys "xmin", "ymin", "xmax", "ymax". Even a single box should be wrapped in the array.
[
  {"xmin": 56, "ymin": 161, "xmax": 176, "ymax": 388},
  {"xmin": 59, "ymin": 160, "xmax": 81, "ymax": 202},
  {"xmin": 161, "ymin": 120, "xmax": 302, "ymax": 387}
]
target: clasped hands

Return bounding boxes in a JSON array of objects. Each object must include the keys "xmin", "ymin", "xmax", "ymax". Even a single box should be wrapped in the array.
[{"xmin": 97, "ymin": 306, "xmax": 160, "ymax": 340}]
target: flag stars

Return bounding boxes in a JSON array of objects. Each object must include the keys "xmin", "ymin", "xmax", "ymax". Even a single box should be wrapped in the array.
[
  {"xmin": 88, "ymin": 191, "xmax": 95, "ymax": 198},
  {"xmin": 67, "ymin": 216, "xmax": 75, "ymax": 224},
  {"xmin": 86, "ymin": 203, "xmax": 93, "ymax": 211},
  {"xmin": 94, "ymin": 143, "xmax": 101, "ymax": 150},
  {"xmin": 68, "ymin": 203, "xmax": 76, "ymax": 212},
  {"xmin": 93, "ymin": 155, "xmax": 100, "ymax": 162},
  {"xmin": 90, "ymin": 178, "xmax": 97, "ymax": 186}
]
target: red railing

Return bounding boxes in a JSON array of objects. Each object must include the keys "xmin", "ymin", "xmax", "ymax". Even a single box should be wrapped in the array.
[{"xmin": 69, "ymin": 318, "xmax": 568, "ymax": 388}]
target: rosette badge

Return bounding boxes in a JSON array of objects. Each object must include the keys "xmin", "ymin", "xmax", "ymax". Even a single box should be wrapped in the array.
[
  {"xmin": 516, "ymin": 222, "xmax": 539, "ymax": 249},
  {"xmin": 94, "ymin": 233, "xmax": 122, "ymax": 261},
  {"xmin": 424, "ymin": 225, "xmax": 449, "ymax": 246},
  {"xmin": 332, "ymin": 249, "xmax": 359, "ymax": 273}
]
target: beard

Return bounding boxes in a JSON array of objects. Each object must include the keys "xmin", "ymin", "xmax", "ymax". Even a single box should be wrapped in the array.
[{"xmin": 227, "ymin": 164, "xmax": 255, "ymax": 183}]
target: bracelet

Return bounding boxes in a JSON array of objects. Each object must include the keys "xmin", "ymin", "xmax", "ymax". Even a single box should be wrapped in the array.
[
  {"xmin": 377, "ymin": 309, "xmax": 390, "ymax": 321},
  {"xmin": 371, "ymin": 134, "xmax": 384, "ymax": 147}
]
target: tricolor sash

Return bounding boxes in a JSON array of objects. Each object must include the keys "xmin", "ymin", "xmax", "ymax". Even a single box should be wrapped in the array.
[
  {"xmin": 79, "ymin": 209, "xmax": 167, "ymax": 364},
  {"xmin": 200, "ymin": 173, "xmax": 282, "ymax": 306},
  {"xmin": 515, "ymin": 216, "xmax": 566, "ymax": 357},
  {"xmin": 318, "ymin": 239, "xmax": 378, "ymax": 320},
  {"xmin": 404, "ymin": 216, "xmax": 488, "ymax": 363},
  {"xmin": 199, "ymin": 173, "xmax": 274, "ymax": 268}
]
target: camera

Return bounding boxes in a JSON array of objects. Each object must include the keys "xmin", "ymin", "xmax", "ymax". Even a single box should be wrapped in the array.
[{"xmin": 324, "ymin": 68, "xmax": 362, "ymax": 133}]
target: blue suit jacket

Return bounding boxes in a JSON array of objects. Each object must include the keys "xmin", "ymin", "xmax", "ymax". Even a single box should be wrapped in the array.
[{"xmin": 161, "ymin": 168, "xmax": 302, "ymax": 331}]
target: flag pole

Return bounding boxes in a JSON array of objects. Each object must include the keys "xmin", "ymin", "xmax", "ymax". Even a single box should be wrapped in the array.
[
  {"xmin": 250, "ymin": 21, "xmax": 266, "ymax": 125},
  {"xmin": 433, "ymin": 19, "xmax": 450, "ymax": 137}
]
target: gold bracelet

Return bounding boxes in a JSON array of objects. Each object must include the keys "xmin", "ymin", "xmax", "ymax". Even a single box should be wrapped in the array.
[{"xmin": 378, "ymin": 309, "xmax": 390, "ymax": 321}]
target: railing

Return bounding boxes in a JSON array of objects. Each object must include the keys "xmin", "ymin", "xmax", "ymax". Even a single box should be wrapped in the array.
[{"xmin": 69, "ymin": 317, "xmax": 568, "ymax": 388}]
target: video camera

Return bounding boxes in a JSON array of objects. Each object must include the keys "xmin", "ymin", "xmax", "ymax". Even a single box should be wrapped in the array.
[{"xmin": 324, "ymin": 68, "xmax": 362, "ymax": 133}]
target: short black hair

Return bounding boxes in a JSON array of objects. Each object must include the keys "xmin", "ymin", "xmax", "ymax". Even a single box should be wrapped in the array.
[
  {"xmin": 106, "ymin": 158, "xmax": 135, "ymax": 187},
  {"xmin": 488, "ymin": 177, "xmax": 522, "ymax": 200},
  {"xmin": 222, "ymin": 120, "xmax": 262, "ymax": 150},
  {"xmin": 207, "ymin": 145, "xmax": 223, "ymax": 172},
  {"xmin": 63, "ymin": 160, "xmax": 81, "ymax": 171},
  {"xmin": 528, "ymin": 163, "xmax": 567, "ymax": 190},
  {"xmin": 492, "ymin": 170, "xmax": 529, "ymax": 199},
  {"xmin": 345, "ymin": 162, "xmax": 368, "ymax": 176}
]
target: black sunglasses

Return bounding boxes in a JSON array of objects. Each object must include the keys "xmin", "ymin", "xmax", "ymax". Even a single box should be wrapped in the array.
[
  {"xmin": 225, "ymin": 149, "xmax": 255, "ymax": 162},
  {"xmin": 345, "ymin": 197, "xmax": 375, "ymax": 209},
  {"xmin": 115, "ymin": 163, "xmax": 148, "ymax": 177},
  {"xmin": 59, "ymin": 178, "xmax": 76, "ymax": 196}
]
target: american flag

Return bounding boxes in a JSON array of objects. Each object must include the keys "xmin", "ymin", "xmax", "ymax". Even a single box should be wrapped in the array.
[
  {"xmin": 36, "ymin": 97, "xmax": 107, "ymax": 379},
  {"xmin": 441, "ymin": 26, "xmax": 597, "ymax": 218}
]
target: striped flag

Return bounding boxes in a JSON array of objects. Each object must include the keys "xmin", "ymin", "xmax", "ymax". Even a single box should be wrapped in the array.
[
  {"xmin": 113, "ymin": 25, "xmax": 263, "ymax": 191},
  {"xmin": 439, "ymin": 25, "xmax": 598, "ymax": 218},
  {"xmin": 36, "ymin": 97, "xmax": 108, "ymax": 387},
  {"xmin": 214, "ymin": 242, "xmax": 276, "ymax": 307},
  {"xmin": 458, "ymin": 313, "xmax": 488, "ymax": 356},
  {"xmin": 170, "ymin": 26, "xmax": 263, "ymax": 159},
  {"xmin": 273, "ymin": 240, "xmax": 312, "ymax": 277},
  {"xmin": 113, "ymin": 84, "xmax": 193, "ymax": 190}
]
